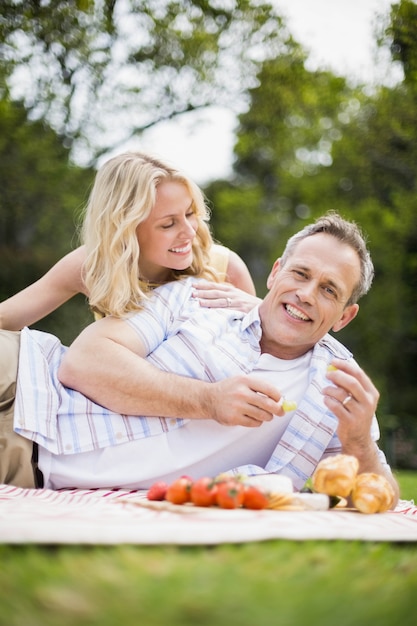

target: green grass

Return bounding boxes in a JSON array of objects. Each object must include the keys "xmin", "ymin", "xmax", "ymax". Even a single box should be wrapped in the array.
[{"xmin": 1, "ymin": 471, "xmax": 416, "ymax": 626}]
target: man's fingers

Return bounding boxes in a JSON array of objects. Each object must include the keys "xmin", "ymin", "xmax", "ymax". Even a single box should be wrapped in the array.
[
  {"xmin": 325, "ymin": 359, "xmax": 380, "ymax": 411},
  {"xmin": 245, "ymin": 375, "xmax": 282, "ymax": 402},
  {"xmin": 211, "ymin": 375, "xmax": 285, "ymax": 427}
]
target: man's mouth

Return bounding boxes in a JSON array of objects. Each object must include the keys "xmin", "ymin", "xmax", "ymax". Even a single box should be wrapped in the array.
[{"xmin": 285, "ymin": 303, "xmax": 310, "ymax": 321}]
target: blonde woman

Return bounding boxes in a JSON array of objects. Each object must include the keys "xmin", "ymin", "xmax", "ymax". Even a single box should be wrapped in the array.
[{"xmin": 0, "ymin": 152, "xmax": 258, "ymax": 330}]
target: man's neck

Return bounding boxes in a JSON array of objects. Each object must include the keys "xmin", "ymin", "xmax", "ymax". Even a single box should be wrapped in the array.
[{"xmin": 259, "ymin": 337, "xmax": 314, "ymax": 360}]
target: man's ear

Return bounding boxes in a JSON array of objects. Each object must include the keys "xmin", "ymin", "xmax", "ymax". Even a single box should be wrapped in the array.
[
  {"xmin": 332, "ymin": 303, "xmax": 359, "ymax": 332},
  {"xmin": 266, "ymin": 258, "xmax": 281, "ymax": 290}
]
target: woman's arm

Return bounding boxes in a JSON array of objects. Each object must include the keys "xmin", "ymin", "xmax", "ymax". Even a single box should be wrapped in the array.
[{"xmin": 0, "ymin": 246, "xmax": 88, "ymax": 330}]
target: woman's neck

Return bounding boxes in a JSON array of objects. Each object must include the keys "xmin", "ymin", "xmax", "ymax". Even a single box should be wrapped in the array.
[
  {"xmin": 139, "ymin": 267, "xmax": 172, "ymax": 288},
  {"xmin": 139, "ymin": 265, "xmax": 172, "ymax": 284}
]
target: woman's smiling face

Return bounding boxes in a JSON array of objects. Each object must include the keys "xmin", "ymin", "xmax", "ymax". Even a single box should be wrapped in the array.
[
  {"xmin": 258, "ymin": 232, "xmax": 361, "ymax": 359},
  {"xmin": 136, "ymin": 180, "xmax": 198, "ymax": 282}
]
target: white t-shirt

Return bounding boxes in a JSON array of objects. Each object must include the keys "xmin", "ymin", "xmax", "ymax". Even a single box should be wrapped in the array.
[{"xmin": 40, "ymin": 351, "xmax": 312, "ymax": 489}]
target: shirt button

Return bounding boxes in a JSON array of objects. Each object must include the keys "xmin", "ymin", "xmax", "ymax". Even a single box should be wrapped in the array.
[
  {"xmin": 169, "ymin": 419, "xmax": 177, "ymax": 426},
  {"xmin": 115, "ymin": 432, "xmax": 123, "ymax": 440},
  {"xmin": 65, "ymin": 444, "xmax": 73, "ymax": 451}
]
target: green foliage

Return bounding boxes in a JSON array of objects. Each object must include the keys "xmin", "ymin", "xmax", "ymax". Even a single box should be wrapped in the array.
[
  {"xmin": 0, "ymin": 100, "xmax": 87, "ymax": 250},
  {"xmin": 206, "ymin": 0, "xmax": 417, "ymax": 466},
  {"xmin": 0, "ymin": 0, "xmax": 290, "ymax": 164},
  {"xmin": 0, "ymin": 97, "xmax": 94, "ymax": 343},
  {"xmin": 387, "ymin": 0, "xmax": 417, "ymax": 87},
  {"xmin": 207, "ymin": 180, "xmax": 280, "ymax": 293},
  {"xmin": 207, "ymin": 49, "xmax": 354, "ymax": 293}
]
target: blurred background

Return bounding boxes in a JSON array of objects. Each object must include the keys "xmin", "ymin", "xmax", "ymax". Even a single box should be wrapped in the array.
[{"xmin": 1, "ymin": 0, "xmax": 416, "ymax": 468}]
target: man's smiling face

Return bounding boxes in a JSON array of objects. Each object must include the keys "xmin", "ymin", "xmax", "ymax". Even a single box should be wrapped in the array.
[{"xmin": 258, "ymin": 232, "xmax": 361, "ymax": 359}]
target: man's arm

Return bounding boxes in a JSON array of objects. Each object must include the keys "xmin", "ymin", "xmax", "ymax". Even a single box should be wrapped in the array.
[
  {"xmin": 323, "ymin": 358, "xmax": 400, "ymax": 506},
  {"xmin": 58, "ymin": 316, "xmax": 286, "ymax": 427}
]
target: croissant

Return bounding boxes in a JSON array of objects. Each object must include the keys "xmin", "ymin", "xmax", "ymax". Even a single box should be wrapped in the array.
[
  {"xmin": 351, "ymin": 472, "xmax": 395, "ymax": 514},
  {"xmin": 312, "ymin": 454, "xmax": 359, "ymax": 498}
]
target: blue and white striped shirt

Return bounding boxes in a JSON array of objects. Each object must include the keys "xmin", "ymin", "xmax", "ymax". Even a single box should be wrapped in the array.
[{"xmin": 14, "ymin": 277, "xmax": 386, "ymax": 490}]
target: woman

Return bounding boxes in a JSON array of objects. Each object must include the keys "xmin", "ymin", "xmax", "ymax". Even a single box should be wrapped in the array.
[{"xmin": 0, "ymin": 152, "xmax": 259, "ymax": 330}]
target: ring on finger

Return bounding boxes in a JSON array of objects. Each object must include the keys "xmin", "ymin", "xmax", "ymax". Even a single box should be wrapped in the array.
[
  {"xmin": 226, "ymin": 297, "xmax": 232, "ymax": 307},
  {"xmin": 342, "ymin": 394, "xmax": 353, "ymax": 407}
]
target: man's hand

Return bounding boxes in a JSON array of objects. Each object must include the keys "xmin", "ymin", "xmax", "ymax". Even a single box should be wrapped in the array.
[
  {"xmin": 59, "ymin": 317, "xmax": 286, "ymax": 426},
  {"xmin": 323, "ymin": 358, "xmax": 379, "ymax": 452},
  {"xmin": 323, "ymin": 358, "xmax": 399, "ymax": 505},
  {"xmin": 200, "ymin": 375, "xmax": 286, "ymax": 427}
]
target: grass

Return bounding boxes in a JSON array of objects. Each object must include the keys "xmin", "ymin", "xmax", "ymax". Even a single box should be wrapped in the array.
[{"xmin": 0, "ymin": 470, "xmax": 416, "ymax": 626}]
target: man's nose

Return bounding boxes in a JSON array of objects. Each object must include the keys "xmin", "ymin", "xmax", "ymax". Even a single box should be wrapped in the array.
[{"xmin": 296, "ymin": 282, "xmax": 316, "ymax": 303}]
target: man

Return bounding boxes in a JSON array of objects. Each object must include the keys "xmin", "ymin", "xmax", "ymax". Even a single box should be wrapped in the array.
[{"xmin": 0, "ymin": 213, "xmax": 399, "ymax": 504}]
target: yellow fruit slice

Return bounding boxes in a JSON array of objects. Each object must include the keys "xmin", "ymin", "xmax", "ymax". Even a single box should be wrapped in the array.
[{"xmin": 282, "ymin": 398, "xmax": 297, "ymax": 412}]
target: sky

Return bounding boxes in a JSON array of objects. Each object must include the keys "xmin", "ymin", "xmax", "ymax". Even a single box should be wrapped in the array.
[{"xmin": 137, "ymin": 0, "xmax": 397, "ymax": 185}]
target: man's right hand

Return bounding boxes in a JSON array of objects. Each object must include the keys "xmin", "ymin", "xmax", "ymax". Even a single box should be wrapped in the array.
[{"xmin": 201, "ymin": 375, "xmax": 286, "ymax": 427}]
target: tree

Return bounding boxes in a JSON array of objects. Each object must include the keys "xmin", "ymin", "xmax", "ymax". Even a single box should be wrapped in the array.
[
  {"xmin": 385, "ymin": 0, "xmax": 417, "ymax": 88},
  {"xmin": 206, "ymin": 0, "xmax": 417, "ymax": 466},
  {"xmin": 0, "ymin": 0, "xmax": 292, "ymax": 165},
  {"xmin": 206, "ymin": 47, "xmax": 352, "ymax": 294},
  {"xmin": 0, "ymin": 97, "xmax": 94, "ymax": 343},
  {"xmin": 290, "ymin": 2, "xmax": 417, "ymax": 433}
]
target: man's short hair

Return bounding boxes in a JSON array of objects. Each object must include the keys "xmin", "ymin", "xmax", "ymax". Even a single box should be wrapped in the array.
[{"xmin": 280, "ymin": 211, "xmax": 374, "ymax": 305}]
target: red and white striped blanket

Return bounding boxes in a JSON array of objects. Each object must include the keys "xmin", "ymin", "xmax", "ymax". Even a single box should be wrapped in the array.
[{"xmin": 0, "ymin": 484, "xmax": 416, "ymax": 544}]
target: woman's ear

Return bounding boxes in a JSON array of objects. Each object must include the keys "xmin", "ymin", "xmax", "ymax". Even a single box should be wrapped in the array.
[{"xmin": 266, "ymin": 259, "xmax": 281, "ymax": 290}]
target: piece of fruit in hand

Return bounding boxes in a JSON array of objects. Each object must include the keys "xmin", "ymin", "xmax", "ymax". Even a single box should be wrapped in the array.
[{"xmin": 281, "ymin": 398, "xmax": 297, "ymax": 412}]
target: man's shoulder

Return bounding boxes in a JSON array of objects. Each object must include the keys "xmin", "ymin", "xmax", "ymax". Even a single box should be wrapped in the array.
[
  {"xmin": 150, "ymin": 277, "xmax": 194, "ymax": 303},
  {"xmin": 127, "ymin": 277, "xmax": 197, "ymax": 328},
  {"xmin": 316, "ymin": 333, "xmax": 353, "ymax": 360}
]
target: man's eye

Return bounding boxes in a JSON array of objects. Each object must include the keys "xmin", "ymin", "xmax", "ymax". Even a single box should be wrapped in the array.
[
  {"xmin": 323, "ymin": 286, "xmax": 337, "ymax": 297},
  {"xmin": 293, "ymin": 270, "xmax": 306, "ymax": 278}
]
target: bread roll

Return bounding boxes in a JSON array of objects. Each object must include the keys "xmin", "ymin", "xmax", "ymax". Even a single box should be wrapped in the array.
[
  {"xmin": 312, "ymin": 454, "xmax": 359, "ymax": 498},
  {"xmin": 351, "ymin": 472, "xmax": 395, "ymax": 514}
]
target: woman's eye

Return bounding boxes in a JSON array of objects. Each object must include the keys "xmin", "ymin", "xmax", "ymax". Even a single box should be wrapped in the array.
[{"xmin": 161, "ymin": 222, "xmax": 174, "ymax": 229}]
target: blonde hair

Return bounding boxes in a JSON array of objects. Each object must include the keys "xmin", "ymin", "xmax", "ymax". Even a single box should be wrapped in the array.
[{"xmin": 81, "ymin": 152, "xmax": 217, "ymax": 317}]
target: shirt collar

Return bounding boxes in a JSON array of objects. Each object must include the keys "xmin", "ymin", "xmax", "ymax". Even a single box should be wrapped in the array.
[{"xmin": 240, "ymin": 305, "xmax": 262, "ymax": 339}]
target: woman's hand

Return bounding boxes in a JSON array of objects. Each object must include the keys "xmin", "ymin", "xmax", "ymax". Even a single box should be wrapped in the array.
[{"xmin": 192, "ymin": 280, "xmax": 261, "ymax": 313}]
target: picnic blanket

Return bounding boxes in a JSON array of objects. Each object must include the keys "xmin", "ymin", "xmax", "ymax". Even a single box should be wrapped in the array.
[{"xmin": 1, "ymin": 484, "xmax": 417, "ymax": 544}]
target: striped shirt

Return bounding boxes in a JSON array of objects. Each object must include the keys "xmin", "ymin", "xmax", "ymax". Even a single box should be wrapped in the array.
[{"xmin": 14, "ymin": 277, "xmax": 387, "ymax": 490}]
